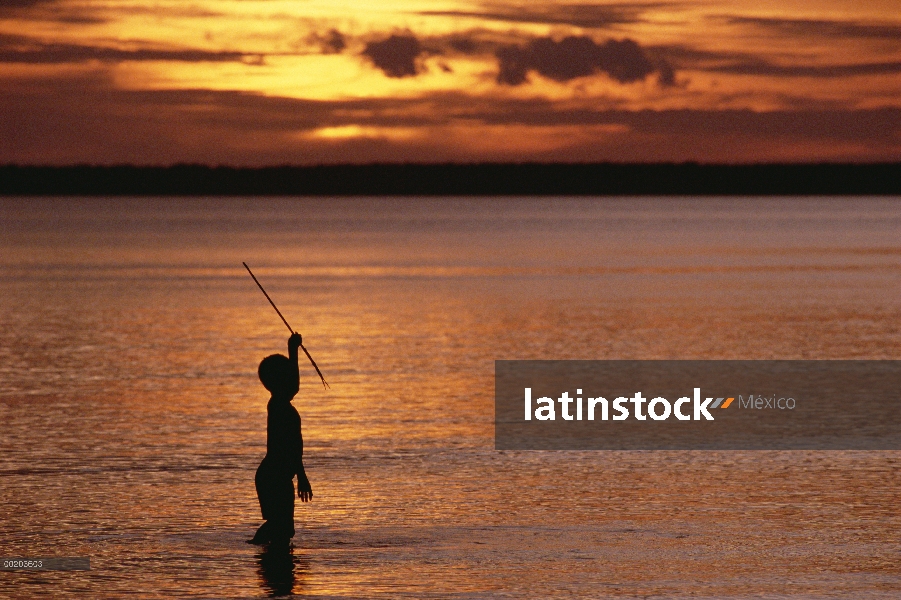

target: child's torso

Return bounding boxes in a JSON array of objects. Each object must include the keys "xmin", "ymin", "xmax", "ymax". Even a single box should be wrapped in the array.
[{"xmin": 262, "ymin": 400, "xmax": 302, "ymax": 477}]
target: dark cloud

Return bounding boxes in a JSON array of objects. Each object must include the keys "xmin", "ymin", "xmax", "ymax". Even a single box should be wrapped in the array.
[
  {"xmin": 448, "ymin": 37, "xmax": 479, "ymax": 54},
  {"xmin": 656, "ymin": 45, "xmax": 901, "ymax": 78},
  {"xmin": 496, "ymin": 36, "xmax": 660, "ymax": 84},
  {"xmin": 516, "ymin": 107, "xmax": 901, "ymax": 162},
  {"xmin": 2, "ymin": 1, "xmax": 224, "ymax": 25},
  {"xmin": 322, "ymin": 29, "xmax": 346, "ymax": 54},
  {"xmin": 362, "ymin": 34, "xmax": 423, "ymax": 77},
  {"xmin": 42, "ymin": 14, "xmax": 105, "ymax": 24},
  {"xmin": 2, "ymin": 75, "xmax": 898, "ymax": 165},
  {"xmin": 421, "ymin": 3, "xmax": 664, "ymax": 29},
  {"xmin": 495, "ymin": 46, "xmax": 530, "ymax": 85},
  {"xmin": 709, "ymin": 60, "xmax": 901, "ymax": 78},
  {"xmin": 0, "ymin": 0, "xmax": 53, "ymax": 8},
  {"xmin": 657, "ymin": 61, "xmax": 676, "ymax": 86},
  {"xmin": 0, "ymin": 34, "xmax": 248, "ymax": 64},
  {"xmin": 308, "ymin": 29, "xmax": 345, "ymax": 54},
  {"xmin": 724, "ymin": 16, "xmax": 901, "ymax": 41},
  {"xmin": 98, "ymin": 5, "xmax": 223, "ymax": 18},
  {"xmin": 512, "ymin": 106, "xmax": 901, "ymax": 143},
  {"xmin": 0, "ymin": 0, "xmax": 107, "ymax": 23}
]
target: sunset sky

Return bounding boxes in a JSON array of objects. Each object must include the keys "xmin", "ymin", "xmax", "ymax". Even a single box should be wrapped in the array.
[{"xmin": 1, "ymin": 0, "xmax": 899, "ymax": 164}]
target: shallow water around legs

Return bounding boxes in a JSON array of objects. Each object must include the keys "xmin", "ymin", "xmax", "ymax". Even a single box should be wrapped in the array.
[{"xmin": 0, "ymin": 197, "xmax": 899, "ymax": 598}]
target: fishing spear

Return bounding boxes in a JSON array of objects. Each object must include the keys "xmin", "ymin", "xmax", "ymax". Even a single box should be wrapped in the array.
[{"xmin": 243, "ymin": 262, "xmax": 330, "ymax": 390}]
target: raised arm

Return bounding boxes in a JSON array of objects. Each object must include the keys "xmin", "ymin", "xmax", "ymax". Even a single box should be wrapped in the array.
[
  {"xmin": 287, "ymin": 332, "xmax": 312, "ymax": 501},
  {"xmin": 287, "ymin": 333, "xmax": 301, "ymax": 399}
]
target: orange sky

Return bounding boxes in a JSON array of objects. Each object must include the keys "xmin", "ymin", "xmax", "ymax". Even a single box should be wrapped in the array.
[{"xmin": 1, "ymin": 0, "xmax": 899, "ymax": 164}]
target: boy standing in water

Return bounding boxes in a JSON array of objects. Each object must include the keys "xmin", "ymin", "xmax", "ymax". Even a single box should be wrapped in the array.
[{"xmin": 249, "ymin": 332, "xmax": 313, "ymax": 545}]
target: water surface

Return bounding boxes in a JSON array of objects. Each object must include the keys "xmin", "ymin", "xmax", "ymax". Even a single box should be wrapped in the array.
[{"xmin": 1, "ymin": 197, "xmax": 899, "ymax": 598}]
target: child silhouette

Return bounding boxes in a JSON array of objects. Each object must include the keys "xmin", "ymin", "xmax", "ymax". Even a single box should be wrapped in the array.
[{"xmin": 248, "ymin": 332, "xmax": 313, "ymax": 545}]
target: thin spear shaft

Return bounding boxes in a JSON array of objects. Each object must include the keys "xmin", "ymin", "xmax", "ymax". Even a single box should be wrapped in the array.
[
  {"xmin": 243, "ymin": 262, "xmax": 330, "ymax": 390},
  {"xmin": 300, "ymin": 345, "xmax": 330, "ymax": 390},
  {"xmin": 244, "ymin": 262, "xmax": 294, "ymax": 332}
]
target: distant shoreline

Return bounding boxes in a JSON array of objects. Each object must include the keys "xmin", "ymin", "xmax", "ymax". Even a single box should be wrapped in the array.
[{"xmin": 1, "ymin": 163, "xmax": 899, "ymax": 196}]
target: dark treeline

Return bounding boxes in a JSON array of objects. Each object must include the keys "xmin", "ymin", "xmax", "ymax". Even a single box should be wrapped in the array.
[{"xmin": 1, "ymin": 163, "xmax": 899, "ymax": 196}]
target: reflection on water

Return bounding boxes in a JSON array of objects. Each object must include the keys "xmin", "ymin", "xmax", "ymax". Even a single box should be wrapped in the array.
[
  {"xmin": 0, "ymin": 197, "xmax": 899, "ymax": 598},
  {"xmin": 257, "ymin": 545, "xmax": 306, "ymax": 598}
]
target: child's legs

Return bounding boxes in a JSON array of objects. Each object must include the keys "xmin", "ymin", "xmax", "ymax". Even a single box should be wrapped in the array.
[
  {"xmin": 268, "ymin": 479, "xmax": 295, "ymax": 540},
  {"xmin": 256, "ymin": 466, "xmax": 295, "ymax": 539}
]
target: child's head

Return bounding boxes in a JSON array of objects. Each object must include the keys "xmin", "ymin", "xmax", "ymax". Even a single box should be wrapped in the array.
[{"xmin": 258, "ymin": 354, "xmax": 292, "ymax": 397}]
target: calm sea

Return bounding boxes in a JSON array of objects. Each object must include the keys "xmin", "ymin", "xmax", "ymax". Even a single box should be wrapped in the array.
[{"xmin": 0, "ymin": 197, "xmax": 899, "ymax": 598}]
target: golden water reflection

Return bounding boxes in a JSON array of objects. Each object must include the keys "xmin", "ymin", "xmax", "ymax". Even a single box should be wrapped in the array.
[{"xmin": 0, "ymin": 197, "xmax": 899, "ymax": 597}]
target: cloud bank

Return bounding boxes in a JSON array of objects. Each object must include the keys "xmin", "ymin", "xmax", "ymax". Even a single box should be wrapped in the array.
[
  {"xmin": 1, "ymin": 0, "xmax": 899, "ymax": 164},
  {"xmin": 496, "ymin": 36, "xmax": 663, "ymax": 84},
  {"xmin": 2, "ymin": 74, "xmax": 898, "ymax": 165}
]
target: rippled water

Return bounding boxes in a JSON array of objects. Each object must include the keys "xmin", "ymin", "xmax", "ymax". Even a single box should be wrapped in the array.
[{"xmin": 0, "ymin": 197, "xmax": 899, "ymax": 598}]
